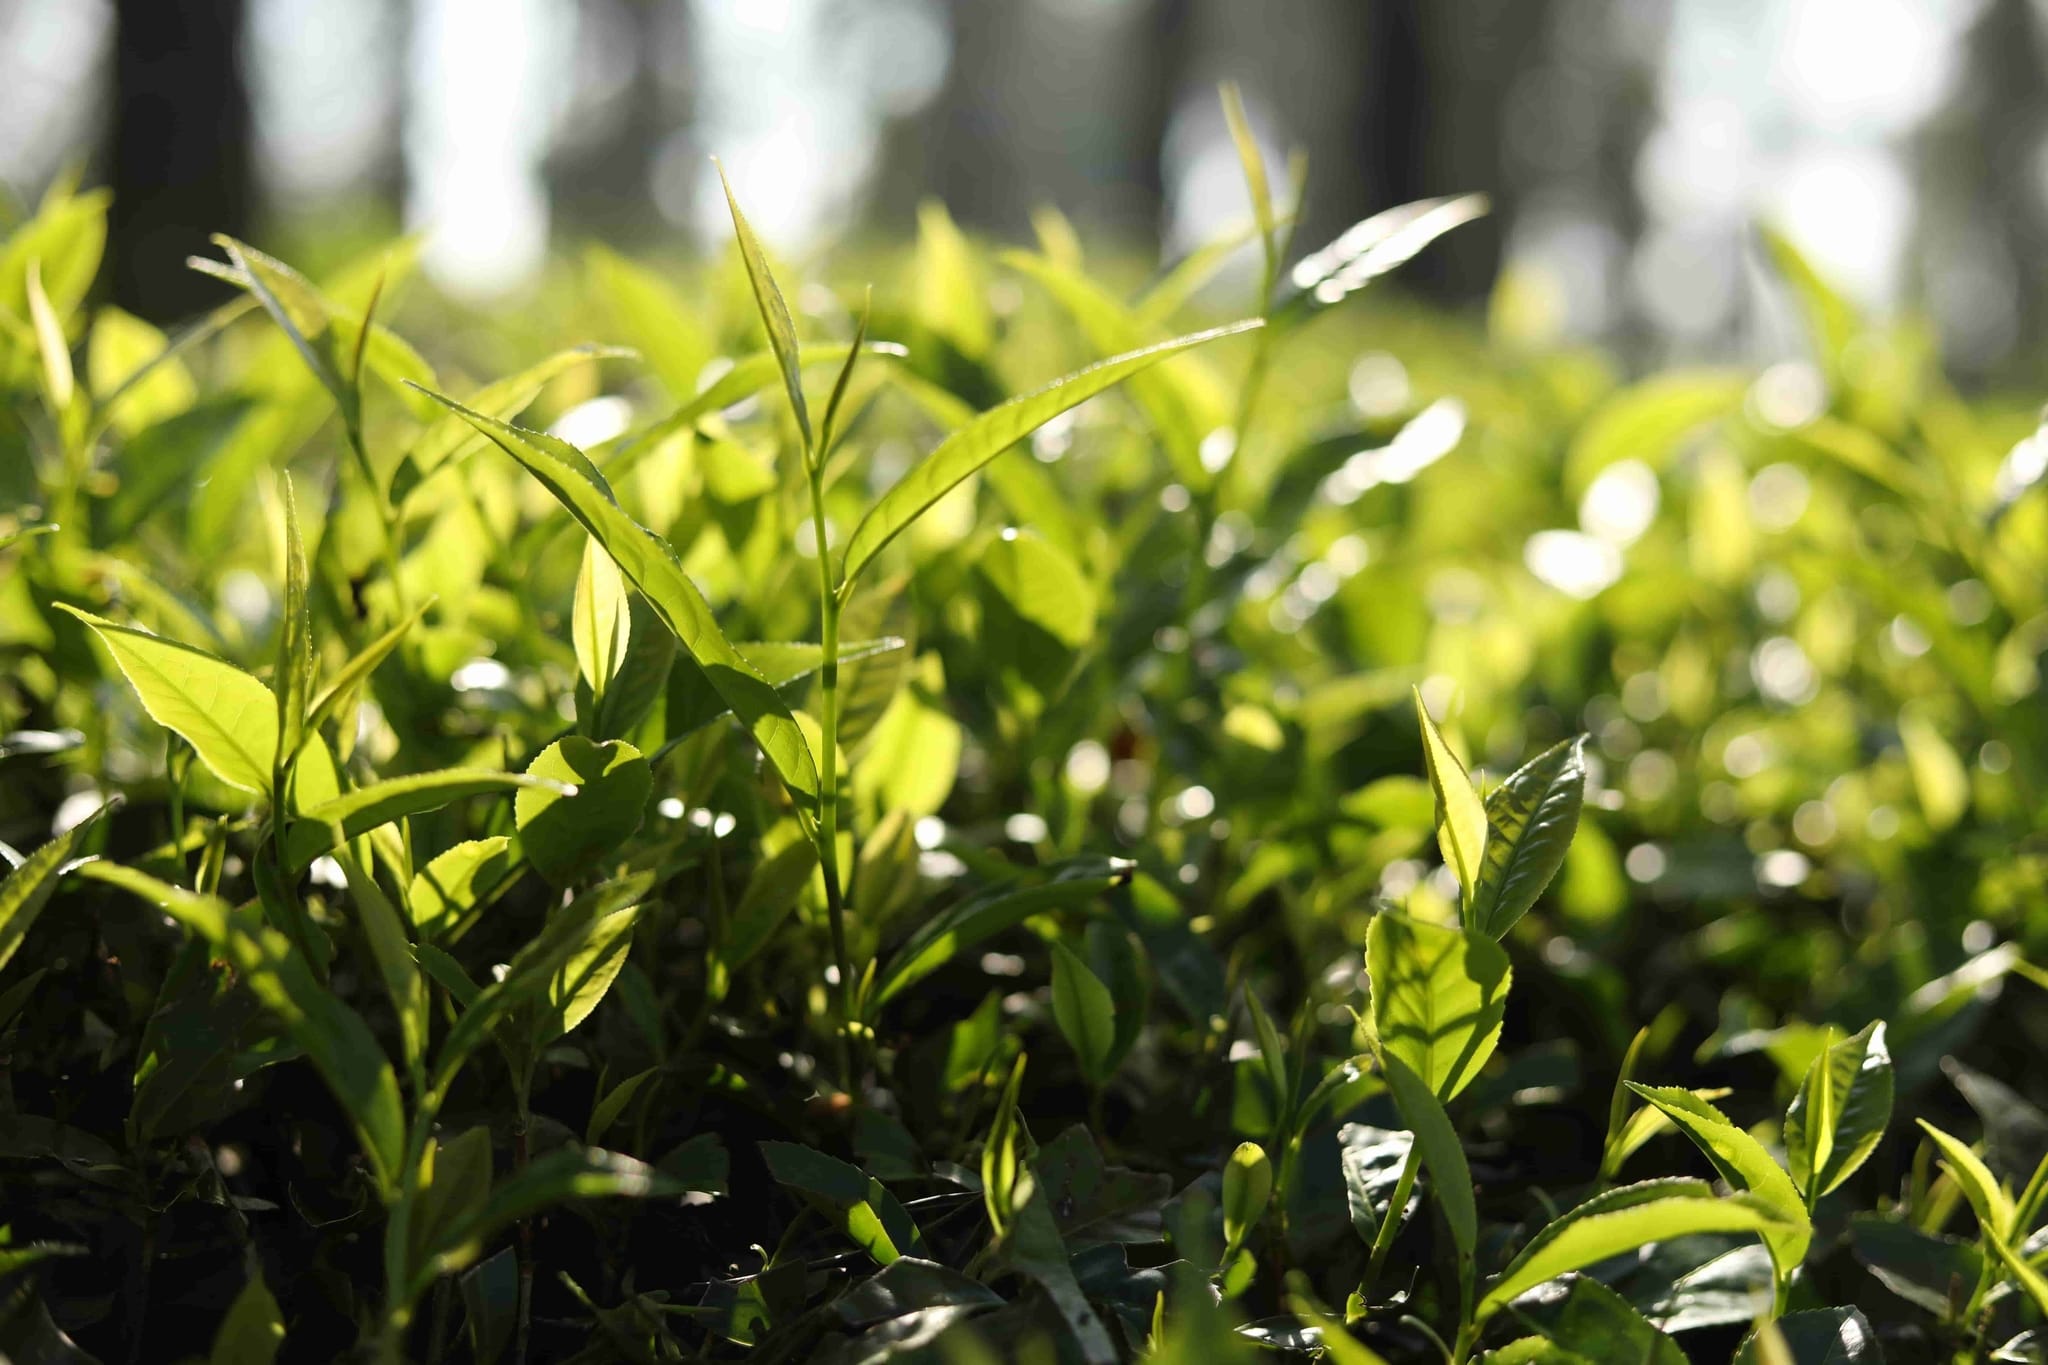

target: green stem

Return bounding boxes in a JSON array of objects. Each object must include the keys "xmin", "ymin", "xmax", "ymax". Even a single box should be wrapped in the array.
[
  {"xmin": 808, "ymin": 465, "xmax": 857, "ymax": 1083},
  {"xmin": 1361, "ymin": 1145, "xmax": 1423, "ymax": 1296}
]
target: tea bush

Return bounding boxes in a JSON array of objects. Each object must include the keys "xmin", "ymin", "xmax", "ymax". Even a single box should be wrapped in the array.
[{"xmin": 5, "ymin": 101, "xmax": 2048, "ymax": 1363}]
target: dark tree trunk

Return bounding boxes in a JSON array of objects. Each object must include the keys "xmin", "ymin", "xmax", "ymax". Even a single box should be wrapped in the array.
[{"xmin": 109, "ymin": 0, "xmax": 253, "ymax": 322}]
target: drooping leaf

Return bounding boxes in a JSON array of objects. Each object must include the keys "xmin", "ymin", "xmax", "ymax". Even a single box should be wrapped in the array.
[
  {"xmin": 411, "ymin": 387, "xmax": 821, "ymax": 813},
  {"xmin": 1479, "ymin": 1181, "xmax": 1793, "ymax": 1321},
  {"xmin": 393, "ymin": 343, "xmax": 632, "ymax": 502},
  {"xmin": 1467, "ymin": 737, "xmax": 1586, "ymax": 939},
  {"xmin": 61, "ymin": 605, "xmax": 278, "ymax": 795},
  {"xmin": 286, "ymin": 769, "xmax": 551, "ymax": 871},
  {"xmin": 869, "ymin": 857, "xmax": 1132, "ymax": 1010},
  {"xmin": 1626, "ymin": 1084, "xmax": 1810, "ymax": 1273},
  {"xmin": 1847, "ymin": 1212, "xmax": 1981, "ymax": 1317},
  {"xmin": 837, "ymin": 321, "xmax": 1259, "ymax": 589},
  {"xmin": 1367, "ymin": 911, "xmax": 1510, "ymax": 1101},
  {"xmin": 1507, "ymin": 1275, "xmax": 1687, "ymax": 1365},
  {"xmin": 415, "ymin": 1145, "xmax": 683, "ymax": 1286}
]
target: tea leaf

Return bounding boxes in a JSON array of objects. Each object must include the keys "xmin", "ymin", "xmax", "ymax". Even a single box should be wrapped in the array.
[
  {"xmin": 871, "ymin": 858, "xmax": 1131, "ymax": 1010},
  {"xmin": 1916, "ymin": 1119, "xmax": 2014, "ymax": 1242},
  {"xmin": 574, "ymin": 537, "xmax": 632, "ymax": 712},
  {"xmin": 394, "ymin": 344, "xmax": 632, "ymax": 502},
  {"xmin": 718, "ymin": 837, "xmax": 818, "ymax": 973},
  {"xmin": 1626, "ymin": 1084, "xmax": 1810, "ymax": 1272},
  {"xmin": 26, "ymin": 259, "xmax": 73, "ymax": 415},
  {"xmin": 515, "ymin": 738, "xmax": 651, "ymax": 886},
  {"xmin": 304, "ymin": 596, "xmax": 434, "ymax": 741},
  {"xmin": 411, "ymin": 387, "xmax": 822, "ymax": 814},
  {"xmin": 1479, "ymin": 1184, "xmax": 1795, "ymax": 1321},
  {"xmin": 718, "ymin": 162, "xmax": 811, "ymax": 452},
  {"xmin": 1786, "ymin": 1023, "xmax": 1893, "ymax": 1206},
  {"xmin": 837, "ymin": 321, "xmax": 1260, "ymax": 590},
  {"xmin": 1380, "ymin": 1052, "xmax": 1477, "ymax": 1267},
  {"xmin": 334, "ymin": 848, "xmax": 426, "ymax": 1075},
  {"xmin": 208, "ymin": 1271, "xmax": 284, "ymax": 1365},
  {"xmin": 0, "ymin": 804, "xmax": 107, "ymax": 975},
  {"xmin": 286, "ymin": 769, "xmax": 553, "ymax": 871},
  {"xmin": 1367, "ymin": 911, "xmax": 1510, "ymax": 1102},
  {"xmin": 1051, "ymin": 938, "xmax": 1117, "ymax": 1084},
  {"xmin": 1467, "ymin": 736, "xmax": 1587, "ymax": 939},
  {"xmin": 60, "ymin": 605, "xmax": 278, "ymax": 796},
  {"xmin": 85, "ymin": 861, "xmax": 407, "ymax": 1193},
  {"xmin": 1413, "ymin": 687, "xmax": 1487, "ymax": 902},
  {"xmin": 1732, "ymin": 1308, "xmax": 1881, "ymax": 1365},
  {"xmin": 419, "ymin": 1145, "xmax": 684, "ymax": 1284},
  {"xmin": 275, "ymin": 476, "xmax": 312, "ymax": 773},
  {"xmin": 587, "ymin": 1066, "xmax": 659, "ymax": 1146},
  {"xmin": 408, "ymin": 836, "xmax": 517, "ymax": 940},
  {"xmin": 761, "ymin": 1141, "xmax": 924, "ymax": 1265}
]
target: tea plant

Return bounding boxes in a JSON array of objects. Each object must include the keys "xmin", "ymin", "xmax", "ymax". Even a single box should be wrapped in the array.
[{"xmin": 3, "ymin": 88, "xmax": 2048, "ymax": 1364}]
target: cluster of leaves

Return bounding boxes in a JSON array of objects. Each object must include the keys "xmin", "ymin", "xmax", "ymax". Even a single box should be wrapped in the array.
[{"xmin": 4, "ymin": 88, "xmax": 2048, "ymax": 1363}]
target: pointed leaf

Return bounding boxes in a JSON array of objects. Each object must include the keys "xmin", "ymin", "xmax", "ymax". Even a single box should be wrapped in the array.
[
  {"xmin": 1414, "ymin": 687, "xmax": 1487, "ymax": 901},
  {"xmin": 1786, "ymin": 1023, "xmax": 1892, "ymax": 1205},
  {"xmin": 838, "ymin": 321, "xmax": 1260, "ymax": 589},
  {"xmin": 1480, "ymin": 1185, "xmax": 1794, "ymax": 1321},
  {"xmin": 1380, "ymin": 1052, "xmax": 1477, "ymax": 1267},
  {"xmin": 409, "ymin": 387, "xmax": 820, "ymax": 812},
  {"xmin": 573, "ymin": 536, "xmax": 632, "ymax": 706},
  {"xmin": 0, "ymin": 804, "xmax": 107, "ymax": 974},
  {"xmin": 1626, "ymin": 1084, "xmax": 1810, "ymax": 1272},
  {"xmin": 85, "ymin": 861, "xmax": 407, "ymax": 1193},
  {"xmin": 61, "ymin": 605, "xmax": 277, "ymax": 795},
  {"xmin": 870, "ymin": 857, "xmax": 1131, "ymax": 1010},
  {"xmin": 1051, "ymin": 938, "xmax": 1117, "ymax": 1083},
  {"xmin": 1917, "ymin": 1119, "xmax": 2015, "ymax": 1242},
  {"xmin": 208, "ymin": 1271, "xmax": 284, "ymax": 1365},
  {"xmin": 1467, "ymin": 737, "xmax": 1586, "ymax": 938},
  {"xmin": 718, "ymin": 163, "xmax": 811, "ymax": 451}
]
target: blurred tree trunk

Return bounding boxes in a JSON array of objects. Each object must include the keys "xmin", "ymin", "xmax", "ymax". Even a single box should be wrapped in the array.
[
  {"xmin": 546, "ymin": 0, "xmax": 675, "ymax": 245},
  {"xmin": 109, "ymin": 0, "xmax": 251, "ymax": 322},
  {"xmin": 1128, "ymin": 0, "xmax": 1196, "ymax": 244}
]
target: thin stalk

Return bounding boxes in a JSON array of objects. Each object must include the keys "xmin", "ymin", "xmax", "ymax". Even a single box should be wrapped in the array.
[
  {"xmin": 1361, "ymin": 1145, "xmax": 1423, "ymax": 1295},
  {"xmin": 808, "ymin": 461, "xmax": 857, "ymax": 1082},
  {"xmin": 512, "ymin": 1087, "xmax": 535, "ymax": 1365}
]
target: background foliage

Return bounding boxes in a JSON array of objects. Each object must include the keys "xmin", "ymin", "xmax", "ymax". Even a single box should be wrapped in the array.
[{"xmin": 4, "ymin": 120, "xmax": 2048, "ymax": 1363}]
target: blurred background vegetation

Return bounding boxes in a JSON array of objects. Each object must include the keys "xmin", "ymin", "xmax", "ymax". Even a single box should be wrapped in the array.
[{"xmin": 8, "ymin": 0, "xmax": 2048, "ymax": 385}]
